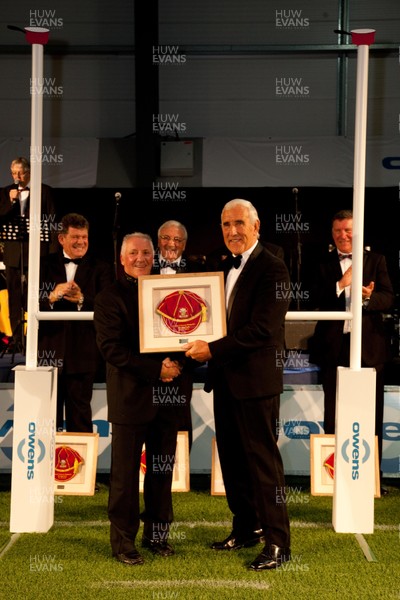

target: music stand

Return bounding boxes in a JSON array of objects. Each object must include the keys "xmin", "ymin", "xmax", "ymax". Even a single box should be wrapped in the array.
[
  {"xmin": 0, "ymin": 215, "xmax": 50, "ymax": 358},
  {"xmin": 112, "ymin": 192, "xmax": 121, "ymax": 279}
]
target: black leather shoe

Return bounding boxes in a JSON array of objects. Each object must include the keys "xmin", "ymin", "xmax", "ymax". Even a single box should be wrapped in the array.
[
  {"xmin": 115, "ymin": 550, "xmax": 144, "ymax": 566},
  {"xmin": 249, "ymin": 544, "xmax": 291, "ymax": 570},
  {"xmin": 211, "ymin": 529, "xmax": 265, "ymax": 551},
  {"xmin": 142, "ymin": 537, "xmax": 175, "ymax": 557}
]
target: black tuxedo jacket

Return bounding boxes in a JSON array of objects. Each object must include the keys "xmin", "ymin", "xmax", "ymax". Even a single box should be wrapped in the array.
[
  {"xmin": 311, "ymin": 250, "xmax": 394, "ymax": 367},
  {"xmin": 205, "ymin": 242, "xmax": 290, "ymax": 399},
  {"xmin": 151, "ymin": 251, "xmax": 205, "ymax": 275},
  {"xmin": 38, "ymin": 251, "xmax": 114, "ymax": 373},
  {"xmin": 94, "ymin": 276, "xmax": 194, "ymax": 425},
  {"xmin": 0, "ymin": 183, "xmax": 57, "ymax": 267}
]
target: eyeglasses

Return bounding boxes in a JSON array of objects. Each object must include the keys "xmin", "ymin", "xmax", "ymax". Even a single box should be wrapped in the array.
[{"xmin": 159, "ymin": 235, "xmax": 185, "ymax": 244}]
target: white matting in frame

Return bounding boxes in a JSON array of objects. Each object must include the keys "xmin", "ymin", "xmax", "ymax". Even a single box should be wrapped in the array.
[
  {"xmin": 211, "ymin": 437, "xmax": 226, "ymax": 496},
  {"xmin": 139, "ymin": 431, "xmax": 190, "ymax": 492},
  {"xmin": 310, "ymin": 434, "xmax": 380, "ymax": 498},
  {"xmin": 138, "ymin": 272, "xmax": 226, "ymax": 352},
  {"xmin": 54, "ymin": 432, "xmax": 99, "ymax": 496}
]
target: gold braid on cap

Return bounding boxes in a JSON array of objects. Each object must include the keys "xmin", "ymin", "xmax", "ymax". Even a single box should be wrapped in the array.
[{"xmin": 156, "ymin": 290, "xmax": 207, "ymax": 323}]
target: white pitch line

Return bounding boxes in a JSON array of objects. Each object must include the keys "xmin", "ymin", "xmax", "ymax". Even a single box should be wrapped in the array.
[
  {"xmin": 0, "ymin": 520, "xmax": 398, "ymax": 531},
  {"xmin": 0, "ymin": 533, "xmax": 21, "ymax": 559},
  {"xmin": 44, "ymin": 520, "xmax": 400, "ymax": 532},
  {"xmin": 354, "ymin": 534, "xmax": 378, "ymax": 562},
  {"xmin": 92, "ymin": 579, "xmax": 272, "ymax": 591}
]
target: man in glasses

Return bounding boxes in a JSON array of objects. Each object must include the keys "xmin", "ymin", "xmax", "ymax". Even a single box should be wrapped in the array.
[
  {"xmin": 153, "ymin": 220, "xmax": 204, "ymax": 275},
  {"xmin": 152, "ymin": 220, "xmax": 205, "ymax": 448}
]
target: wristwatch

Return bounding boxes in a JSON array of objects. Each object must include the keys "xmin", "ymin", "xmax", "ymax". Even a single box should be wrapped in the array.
[
  {"xmin": 77, "ymin": 295, "xmax": 84, "ymax": 311},
  {"xmin": 362, "ymin": 297, "xmax": 370, "ymax": 309}
]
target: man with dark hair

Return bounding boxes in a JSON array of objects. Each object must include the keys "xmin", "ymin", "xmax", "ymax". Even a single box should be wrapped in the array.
[
  {"xmin": 310, "ymin": 209, "xmax": 394, "ymax": 489},
  {"xmin": 38, "ymin": 212, "xmax": 114, "ymax": 432},
  {"xmin": 0, "ymin": 156, "xmax": 57, "ymax": 339}
]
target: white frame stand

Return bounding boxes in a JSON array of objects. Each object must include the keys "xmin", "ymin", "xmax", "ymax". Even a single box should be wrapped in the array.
[
  {"xmin": 332, "ymin": 367, "xmax": 376, "ymax": 533},
  {"xmin": 10, "ymin": 366, "xmax": 57, "ymax": 532}
]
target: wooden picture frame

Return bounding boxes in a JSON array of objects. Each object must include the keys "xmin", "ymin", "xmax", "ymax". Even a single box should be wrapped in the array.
[
  {"xmin": 54, "ymin": 432, "xmax": 99, "ymax": 496},
  {"xmin": 138, "ymin": 272, "xmax": 226, "ymax": 352},
  {"xmin": 211, "ymin": 437, "xmax": 226, "ymax": 496},
  {"xmin": 310, "ymin": 433, "xmax": 380, "ymax": 497},
  {"xmin": 139, "ymin": 431, "xmax": 190, "ymax": 492}
]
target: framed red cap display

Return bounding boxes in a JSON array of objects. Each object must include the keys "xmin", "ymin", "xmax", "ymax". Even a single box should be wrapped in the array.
[{"xmin": 138, "ymin": 272, "xmax": 226, "ymax": 352}]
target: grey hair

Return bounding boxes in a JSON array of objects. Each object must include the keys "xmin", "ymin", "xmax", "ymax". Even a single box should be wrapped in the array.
[
  {"xmin": 221, "ymin": 199, "xmax": 260, "ymax": 238},
  {"xmin": 157, "ymin": 220, "xmax": 188, "ymax": 240},
  {"xmin": 11, "ymin": 156, "xmax": 30, "ymax": 172},
  {"xmin": 222, "ymin": 199, "xmax": 259, "ymax": 225},
  {"xmin": 120, "ymin": 232, "xmax": 154, "ymax": 255}
]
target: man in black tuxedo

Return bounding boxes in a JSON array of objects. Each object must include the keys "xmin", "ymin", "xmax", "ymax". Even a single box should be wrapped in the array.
[
  {"xmin": 0, "ymin": 156, "xmax": 57, "ymax": 337},
  {"xmin": 184, "ymin": 199, "xmax": 291, "ymax": 571},
  {"xmin": 152, "ymin": 219, "xmax": 205, "ymax": 448},
  {"xmin": 94, "ymin": 232, "xmax": 191, "ymax": 565},
  {"xmin": 310, "ymin": 210, "xmax": 394, "ymax": 482},
  {"xmin": 206, "ymin": 240, "xmax": 284, "ymax": 271},
  {"xmin": 38, "ymin": 213, "xmax": 114, "ymax": 432}
]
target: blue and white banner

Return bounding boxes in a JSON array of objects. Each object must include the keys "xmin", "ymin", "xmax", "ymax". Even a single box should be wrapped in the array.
[{"xmin": 1, "ymin": 383, "xmax": 399, "ymax": 477}]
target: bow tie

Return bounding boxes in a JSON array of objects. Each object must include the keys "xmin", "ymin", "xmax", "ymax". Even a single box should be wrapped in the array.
[
  {"xmin": 226, "ymin": 254, "xmax": 243, "ymax": 269},
  {"xmin": 160, "ymin": 259, "xmax": 179, "ymax": 269},
  {"xmin": 63, "ymin": 257, "xmax": 83, "ymax": 265},
  {"xmin": 338, "ymin": 253, "xmax": 352, "ymax": 261}
]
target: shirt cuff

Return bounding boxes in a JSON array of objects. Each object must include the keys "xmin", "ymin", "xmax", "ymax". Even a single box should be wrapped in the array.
[{"xmin": 336, "ymin": 282, "xmax": 344, "ymax": 297}]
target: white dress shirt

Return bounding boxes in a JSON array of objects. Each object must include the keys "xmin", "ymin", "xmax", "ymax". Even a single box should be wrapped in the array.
[
  {"xmin": 158, "ymin": 253, "xmax": 182, "ymax": 274},
  {"xmin": 63, "ymin": 253, "xmax": 79, "ymax": 282},
  {"xmin": 336, "ymin": 250, "xmax": 352, "ymax": 333},
  {"xmin": 18, "ymin": 186, "xmax": 29, "ymax": 217},
  {"xmin": 225, "ymin": 240, "xmax": 258, "ymax": 309}
]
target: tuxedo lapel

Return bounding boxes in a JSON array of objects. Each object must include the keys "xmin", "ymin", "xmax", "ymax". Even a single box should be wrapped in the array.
[
  {"xmin": 329, "ymin": 251, "xmax": 343, "ymax": 280},
  {"xmin": 47, "ymin": 253, "xmax": 67, "ymax": 285},
  {"xmin": 173, "ymin": 264, "xmax": 186, "ymax": 274},
  {"xmin": 227, "ymin": 243, "xmax": 262, "ymax": 320},
  {"xmin": 327, "ymin": 249, "xmax": 368, "ymax": 288},
  {"xmin": 74, "ymin": 257, "xmax": 91, "ymax": 288},
  {"xmin": 362, "ymin": 250, "xmax": 369, "ymax": 278}
]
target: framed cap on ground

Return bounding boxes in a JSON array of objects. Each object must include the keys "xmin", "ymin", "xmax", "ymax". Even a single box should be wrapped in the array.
[
  {"xmin": 310, "ymin": 433, "xmax": 380, "ymax": 498},
  {"xmin": 139, "ymin": 431, "xmax": 190, "ymax": 493},
  {"xmin": 54, "ymin": 432, "xmax": 99, "ymax": 496}
]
